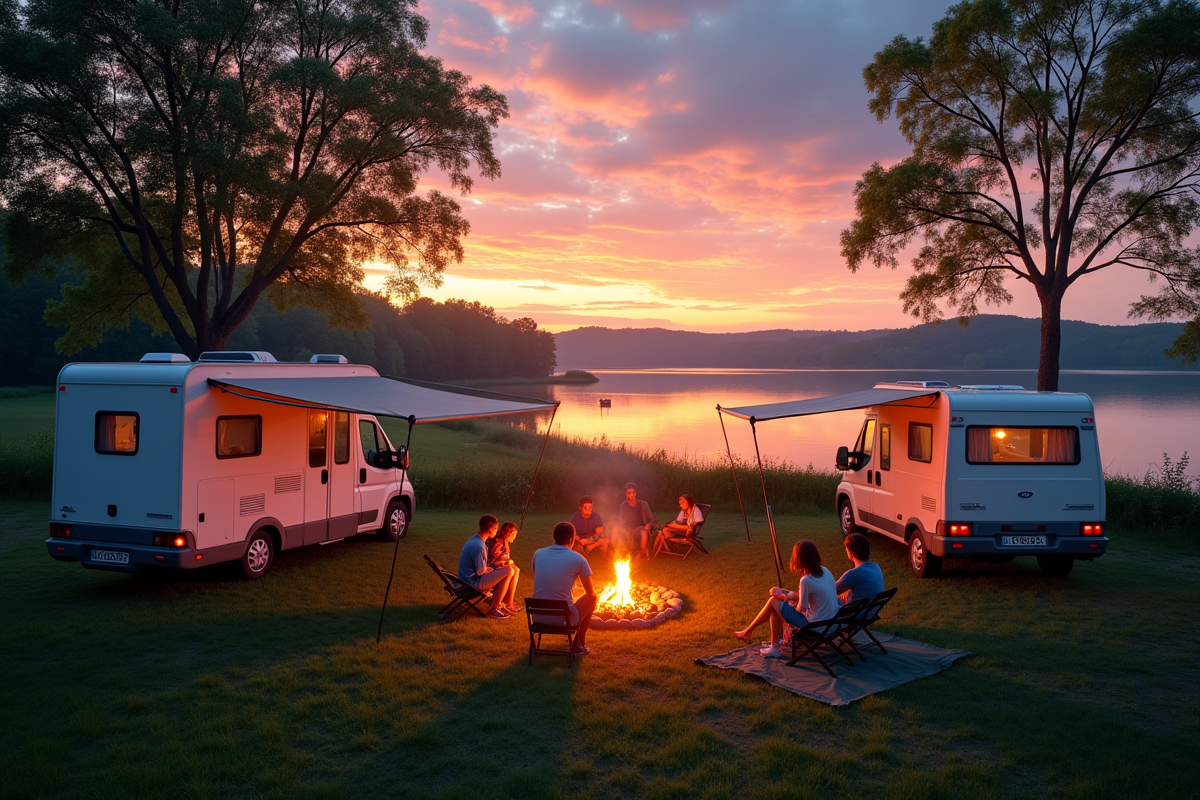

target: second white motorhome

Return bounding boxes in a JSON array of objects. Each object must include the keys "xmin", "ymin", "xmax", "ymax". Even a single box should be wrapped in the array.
[{"xmin": 834, "ymin": 382, "xmax": 1109, "ymax": 578}]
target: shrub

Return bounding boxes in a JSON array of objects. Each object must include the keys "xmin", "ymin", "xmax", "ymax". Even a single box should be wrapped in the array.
[
  {"xmin": 0, "ymin": 429, "xmax": 55, "ymax": 501},
  {"xmin": 1106, "ymin": 453, "xmax": 1199, "ymax": 540}
]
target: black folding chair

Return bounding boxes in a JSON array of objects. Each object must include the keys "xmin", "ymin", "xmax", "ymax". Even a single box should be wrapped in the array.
[
  {"xmin": 653, "ymin": 503, "xmax": 712, "ymax": 560},
  {"xmin": 424, "ymin": 554, "xmax": 492, "ymax": 620},
  {"xmin": 785, "ymin": 598, "xmax": 869, "ymax": 677},
  {"xmin": 837, "ymin": 588, "xmax": 898, "ymax": 659},
  {"xmin": 524, "ymin": 598, "xmax": 579, "ymax": 666}
]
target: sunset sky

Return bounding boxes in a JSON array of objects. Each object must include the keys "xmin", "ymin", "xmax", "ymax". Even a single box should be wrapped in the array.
[{"xmin": 365, "ymin": 0, "xmax": 1152, "ymax": 333}]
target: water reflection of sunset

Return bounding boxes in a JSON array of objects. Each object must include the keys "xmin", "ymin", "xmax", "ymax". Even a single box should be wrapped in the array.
[{"xmin": 507, "ymin": 369, "xmax": 1200, "ymax": 475}]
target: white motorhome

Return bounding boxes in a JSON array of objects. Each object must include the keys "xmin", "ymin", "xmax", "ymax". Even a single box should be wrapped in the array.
[
  {"xmin": 835, "ymin": 381, "xmax": 1109, "ymax": 578},
  {"xmin": 46, "ymin": 352, "xmax": 415, "ymax": 578}
]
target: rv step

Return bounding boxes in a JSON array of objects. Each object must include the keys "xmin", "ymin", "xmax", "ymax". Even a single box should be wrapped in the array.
[{"xmin": 318, "ymin": 538, "xmax": 345, "ymax": 546}]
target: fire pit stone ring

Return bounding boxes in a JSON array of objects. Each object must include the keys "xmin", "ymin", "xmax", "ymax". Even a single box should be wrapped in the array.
[{"xmin": 588, "ymin": 584, "xmax": 683, "ymax": 631}]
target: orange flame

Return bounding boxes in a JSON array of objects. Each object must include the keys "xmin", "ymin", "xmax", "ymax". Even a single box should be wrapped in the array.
[{"xmin": 598, "ymin": 558, "xmax": 634, "ymax": 607}]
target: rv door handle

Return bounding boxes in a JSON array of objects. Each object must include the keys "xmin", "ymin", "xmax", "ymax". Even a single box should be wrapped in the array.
[
  {"xmin": 321, "ymin": 469, "xmax": 328, "ymax": 485},
  {"xmin": 359, "ymin": 468, "xmax": 367, "ymax": 484},
  {"xmin": 876, "ymin": 473, "xmax": 882, "ymax": 487},
  {"xmin": 867, "ymin": 470, "xmax": 873, "ymax": 484}
]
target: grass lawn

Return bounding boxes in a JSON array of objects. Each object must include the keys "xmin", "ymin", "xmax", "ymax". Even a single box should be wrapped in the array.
[{"xmin": 2, "ymin": 495, "xmax": 1197, "ymax": 799}]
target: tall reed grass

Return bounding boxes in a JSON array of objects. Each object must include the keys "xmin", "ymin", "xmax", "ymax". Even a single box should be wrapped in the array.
[
  {"xmin": 1105, "ymin": 453, "xmax": 1200, "ymax": 540},
  {"xmin": 0, "ymin": 386, "xmax": 54, "ymax": 399},
  {"xmin": 0, "ymin": 429, "xmax": 55, "ymax": 501}
]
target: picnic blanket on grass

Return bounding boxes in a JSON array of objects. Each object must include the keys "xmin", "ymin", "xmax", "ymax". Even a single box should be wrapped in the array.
[{"xmin": 695, "ymin": 633, "xmax": 971, "ymax": 706}]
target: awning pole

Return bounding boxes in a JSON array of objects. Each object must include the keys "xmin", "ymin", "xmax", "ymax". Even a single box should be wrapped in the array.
[
  {"xmin": 518, "ymin": 403, "xmax": 560, "ymax": 533},
  {"xmin": 377, "ymin": 415, "xmax": 416, "ymax": 644},
  {"xmin": 717, "ymin": 406, "xmax": 751, "ymax": 542},
  {"xmin": 750, "ymin": 418, "xmax": 784, "ymax": 586}
]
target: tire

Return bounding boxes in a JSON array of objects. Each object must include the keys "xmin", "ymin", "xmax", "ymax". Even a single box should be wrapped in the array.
[
  {"xmin": 377, "ymin": 498, "xmax": 410, "ymax": 542},
  {"xmin": 838, "ymin": 498, "xmax": 863, "ymax": 537},
  {"xmin": 909, "ymin": 532, "xmax": 942, "ymax": 579},
  {"xmin": 241, "ymin": 530, "xmax": 275, "ymax": 580},
  {"xmin": 1037, "ymin": 554, "xmax": 1075, "ymax": 577}
]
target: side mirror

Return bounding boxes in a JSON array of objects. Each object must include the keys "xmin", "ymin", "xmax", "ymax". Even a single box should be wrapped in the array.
[
  {"xmin": 373, "ymin": 446, "xmax": 410, "ymax": 470},
  {"xmin": 396, "ymin": 445, "xmax": 409, "ymax": 470},
  {"xmin": 835, "ymin": 446, "xmax": 850, "ymax": 471}
]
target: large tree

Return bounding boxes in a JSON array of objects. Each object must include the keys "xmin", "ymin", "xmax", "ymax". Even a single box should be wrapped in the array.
[
  {"xmin": 841, "ymin": 0, "xmax": 1200, "ymax": 390},
  {"xmin": 0, "ymin": 0, "xmax": 506, "ymax": 358}
]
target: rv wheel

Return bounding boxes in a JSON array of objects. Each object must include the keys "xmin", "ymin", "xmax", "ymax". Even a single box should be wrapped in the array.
[
  {"xmin": 378, "ymin": 498, "xmax": 409, "ymax": 542},
  {"xmin": 241, "ymin": 531, "xmax": 274, "ymax": 579},
  {"xmin": 1036, "ymin": 554, "xmax": 1074, "ymax": 577},
  {"xmin": 838, "ymin": 499, "xmax": 863, "ymax": 536},
  {"xmin": 909, "ymin": 533, "xmax": 942, "ymax": 579}
]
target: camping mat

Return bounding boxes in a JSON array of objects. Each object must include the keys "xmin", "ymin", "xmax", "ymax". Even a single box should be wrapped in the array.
[{"xmin": 695, "ymin": 633, "xmax": 971, "ymax": 706}]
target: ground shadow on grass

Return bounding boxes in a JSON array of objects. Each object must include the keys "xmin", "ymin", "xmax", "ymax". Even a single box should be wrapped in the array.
[{"xmin": 368, "ymin": 657, "xmax": 580, "ymax": 799}]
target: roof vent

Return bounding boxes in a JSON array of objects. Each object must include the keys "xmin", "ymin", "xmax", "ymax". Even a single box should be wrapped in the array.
[
  {"xmin": 197, "ymin": 351, "xmax": 277, "ymax": 363},
  {"xmin": 888, "ymin": 380, "xmax": 950, "ymax": 389},
  {"xmin": 309, "ymin": 354, "xmax": 349, "ymax": 364},
  {"xmin": 140, "ymin": 353, "xmax": 191, "ymax": 363},
  {"xmin": 957, "ymin": 384, "xmax": 1025, "ymax": 391}
]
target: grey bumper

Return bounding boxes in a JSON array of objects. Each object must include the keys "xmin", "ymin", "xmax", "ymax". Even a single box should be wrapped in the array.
[{"xmin": 929, "ymin": 534, "xmax": 1109, "ymax": 559}]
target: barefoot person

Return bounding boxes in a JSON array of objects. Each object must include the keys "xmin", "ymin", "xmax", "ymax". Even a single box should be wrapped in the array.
[
  {"xmin": 531, "ymin": 522, "xmax": 598, "ymax": 656},
  {"xmin": 569, "ymin": 496, "xmax": 608, "ymax": 556},
  {"xmin": 653, "ymin": 493, "xmax": 703, "ymax": 553},
  {"xmin": 732, "ymin": 541, "xmax": 840, "ymax": 659},
  {"xmin": 457, "ymin": 514, "xmax": 520, "ymax": 619},
  {"xmin": 613, "ymin": 482, "xmax": 654, "ymax": 558},
  {"xmin": 488, "ymin": 521, "xmax": 523, "ymax": 614}
]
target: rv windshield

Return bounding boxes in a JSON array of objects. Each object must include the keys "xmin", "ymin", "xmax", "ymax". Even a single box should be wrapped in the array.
[{"xmin": 966, "ymin": 427, "xmax": 1080, "ymax": 465}]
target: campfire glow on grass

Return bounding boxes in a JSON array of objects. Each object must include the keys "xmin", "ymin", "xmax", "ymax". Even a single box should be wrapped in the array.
[{"xmin": 590, "ymin": 558, "xmax": 683, "ymax": 630}]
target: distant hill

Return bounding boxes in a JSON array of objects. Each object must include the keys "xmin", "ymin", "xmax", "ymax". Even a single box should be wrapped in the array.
[{"xmin": 554, "ymin": 315, "xmax": 1192, "ymax": 371}]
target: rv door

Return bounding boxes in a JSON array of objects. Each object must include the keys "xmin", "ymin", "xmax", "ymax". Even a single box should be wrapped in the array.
[
  {"xmin": 304, "ymin": 410, "xmax": 331, "ymax": 544},
  {"xmin": 356, "ymin": 418, "xmax": 393, "ymax": 529},
  {"xmin": 852, "ymin": 417, "xmax": 877, "ymax": 520}
]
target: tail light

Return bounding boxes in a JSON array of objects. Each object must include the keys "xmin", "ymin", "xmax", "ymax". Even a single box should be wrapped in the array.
[
  {"xmin": 49, "ymin": 523, "xmax": 72, "ymax": 538},
  {"xmin": 152, "ymin": 532, "xmax": 189, "ymax": 548},
  {"xmin": 937, "ymin": 521, "xmax": 972, "ymax": 536},
  {"xmin": 1081, "ymin": 523, "xmax": 1104, "ymax": 536}
]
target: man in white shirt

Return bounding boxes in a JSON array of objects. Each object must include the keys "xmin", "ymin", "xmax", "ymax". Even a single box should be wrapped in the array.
[{"xmin": 531, "ymin": 522, "xmax": 598, "ymax": 655}]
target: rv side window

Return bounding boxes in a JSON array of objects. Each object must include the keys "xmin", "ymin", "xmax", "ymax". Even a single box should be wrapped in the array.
[
  {"xmin": 908, "ymin": 423, "xmax": 933, "ymax": 463},
  {"xmin": 966, "ymin": 426, "xmax": 1080, "ymax": 465},
  {"xmin": 334, "ymin": 412, "xmax": 351, "ymax": 465},
  {"xmin": 308, "ymin": 410, "xmax": 328, "ymax": 468},
  {"xmin": 854, "ymin": 419, "xmax": 876, "ymax": 455},
  {"xmin": 95, "ymin": 412, "xmax": 139, "ymax": 455},
  {"xmin": 359, "ymin": 419, "xmax": 385, "ymax": 465},
  {"xmin": 879, "ymin": 424, "xmax": 891, "ymax": 470},
  {"xmin": 217, "ymin": 416, "xmax": 261, "ymax": 459}
]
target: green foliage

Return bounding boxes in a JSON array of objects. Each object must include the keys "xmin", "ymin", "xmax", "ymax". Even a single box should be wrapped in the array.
[
  {"xmin": 1106, "ymin": 452, "xmax": 1200, "ymax": 538},
  {"xmin": 0, "ymin": 428, "xmax": 54, "ymax": 501},
  {"xmin": 844, "ymin": 0, "xmax": 1200, "ymax": 390},
  {"xmin": 0, "ymin": 0, "xmax": 507, "ymax": 357}
]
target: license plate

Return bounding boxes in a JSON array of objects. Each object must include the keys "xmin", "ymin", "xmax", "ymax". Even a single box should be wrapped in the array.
[
  {"xmin": 91, "ymin": 549, "xmax": 130, "ymax": 565},
  {"xmin": 1000, "ymin": 535, "xmax": 1047, "ymax": 547}
]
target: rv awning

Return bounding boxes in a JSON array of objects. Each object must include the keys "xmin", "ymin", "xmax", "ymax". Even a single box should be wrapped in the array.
[
  {"xmin": 208, "ymin": 376, "xmax": 556, "ymax": 423},
  {"xmin": 719, "ymin": 387, "xmax": 939, "ymax": 423}
]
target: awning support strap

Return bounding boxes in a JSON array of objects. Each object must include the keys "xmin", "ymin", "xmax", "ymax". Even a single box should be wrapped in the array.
[
  {"xmin": 519, "ymin": 403, "xmax": 560, "ymax": 533},
  {"xmin": 377, "ymin": 415, "xmax": 416, "ymax": 644},
  {"xmin": 750, "ymin": 418, "xmax": 784, "ymax": 586},
  {"xmin": 717, "ymin": 405, "xmax": 751, "ymax": 542}
]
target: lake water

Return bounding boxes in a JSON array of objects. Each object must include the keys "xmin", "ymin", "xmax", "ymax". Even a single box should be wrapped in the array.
[{"xmin": 504, "ymin": 369, "xmax": 1200, "ymax": 477}]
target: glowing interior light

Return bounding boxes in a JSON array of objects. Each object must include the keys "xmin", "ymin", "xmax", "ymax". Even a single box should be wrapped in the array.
[{"xmin": 993, "ymin": 430, "xmax": 1007, "ymax": 439}]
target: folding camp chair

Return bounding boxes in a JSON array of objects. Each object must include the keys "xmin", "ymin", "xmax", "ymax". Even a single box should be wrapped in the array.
[
  {"xmin": 653, "ymin": 503, "xmax": 712, "ymax": 560},
  {"xmin": 785, "ymin": 598, "xmax": 869, "ymax": 677},
  {"xmin": 524, "ymin": 598, "xmax": 580, "ymax": 666},
  {"xmin": 424, "ymin": 554, "xmax": 492, "ymax": 620},
  {"xmin": 837, "ymin": 587, "xmax": 898, "ymax": 659}
]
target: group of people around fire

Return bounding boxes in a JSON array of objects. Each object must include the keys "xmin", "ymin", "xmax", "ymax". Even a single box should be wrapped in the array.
[{"xmin": 455, "ymin": 481, "xmax": 883, "ymax": 659}]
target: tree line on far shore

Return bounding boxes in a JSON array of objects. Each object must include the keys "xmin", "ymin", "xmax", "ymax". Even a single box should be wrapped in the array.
[{"xmin": 0, "ymin": 270, "xmax": 556, "ymax": 386}]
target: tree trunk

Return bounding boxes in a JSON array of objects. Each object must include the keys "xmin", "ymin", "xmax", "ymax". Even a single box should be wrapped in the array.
[{"xmin": 1037, "ymin": 292, "xmax": 1063, "ymax": 392}]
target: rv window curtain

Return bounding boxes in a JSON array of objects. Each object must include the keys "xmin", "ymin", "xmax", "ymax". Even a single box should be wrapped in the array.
[{"xmin": 967, "ymin": 427, "xmax": 992, "ymax": 463}]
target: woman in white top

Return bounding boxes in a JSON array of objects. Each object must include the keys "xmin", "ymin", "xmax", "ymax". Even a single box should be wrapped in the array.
[
  {"xmin": 654, "ymin": 493, "xmax": 703, "ymax": 553},
  {"xmin": 733, "ymin": 541, "xmax": 841, "ymax": 659}
]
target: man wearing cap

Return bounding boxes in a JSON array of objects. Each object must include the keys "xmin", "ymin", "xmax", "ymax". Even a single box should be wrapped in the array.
[{"xmin": 613, "ymin": 482, "xmax": 654, "ymax": 559}]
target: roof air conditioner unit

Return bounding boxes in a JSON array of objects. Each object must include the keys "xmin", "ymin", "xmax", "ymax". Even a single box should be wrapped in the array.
[
  {"xmin": 197, "ymin": 351, "xmax": 278, "ymax": 362},
  {"xmin": 140, "ymin": 353, "xmax": 192, "ymax": 363},
  {"xmin": 309, "ymin": 354, "xmax": 349, "ymax": 364},
  {"xmin": 889, "ymin": 380, "xmax": 950, "ymax": 389}
]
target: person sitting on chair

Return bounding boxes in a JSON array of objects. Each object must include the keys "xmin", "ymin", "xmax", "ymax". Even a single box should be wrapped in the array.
[
  {"xmin": 835, "ymin": 533, "xmax": 884, "ymax": 605},
  {"xmin": 654, "ymin": 493, "xmax": 703, "ymax": 553},
  {"xmin": 569, "ymin": 496, "xmax": 607, "ymax": 556},
  {"xmin": 732, "ymin": 541, "xmax": 840, "ymax": 659},
  {"xmin": 458, "ymin": 514, "xmax": 520, "ymax": 619},
  {"xmin": 487, "ymin": 521, "xmax": 523, "ymax": 614},
  {"xmin": 531, "ymin": 522, "xmax": 598, "ymax": 656},
  {"xmin": 613, "ymin": 482, "xmax": 654, "ymax": 558}
]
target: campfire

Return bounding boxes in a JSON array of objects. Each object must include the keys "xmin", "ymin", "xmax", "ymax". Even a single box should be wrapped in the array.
[{"xmin": 589, "ymin": 558, "xmax": 683, "ymax": 630}]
